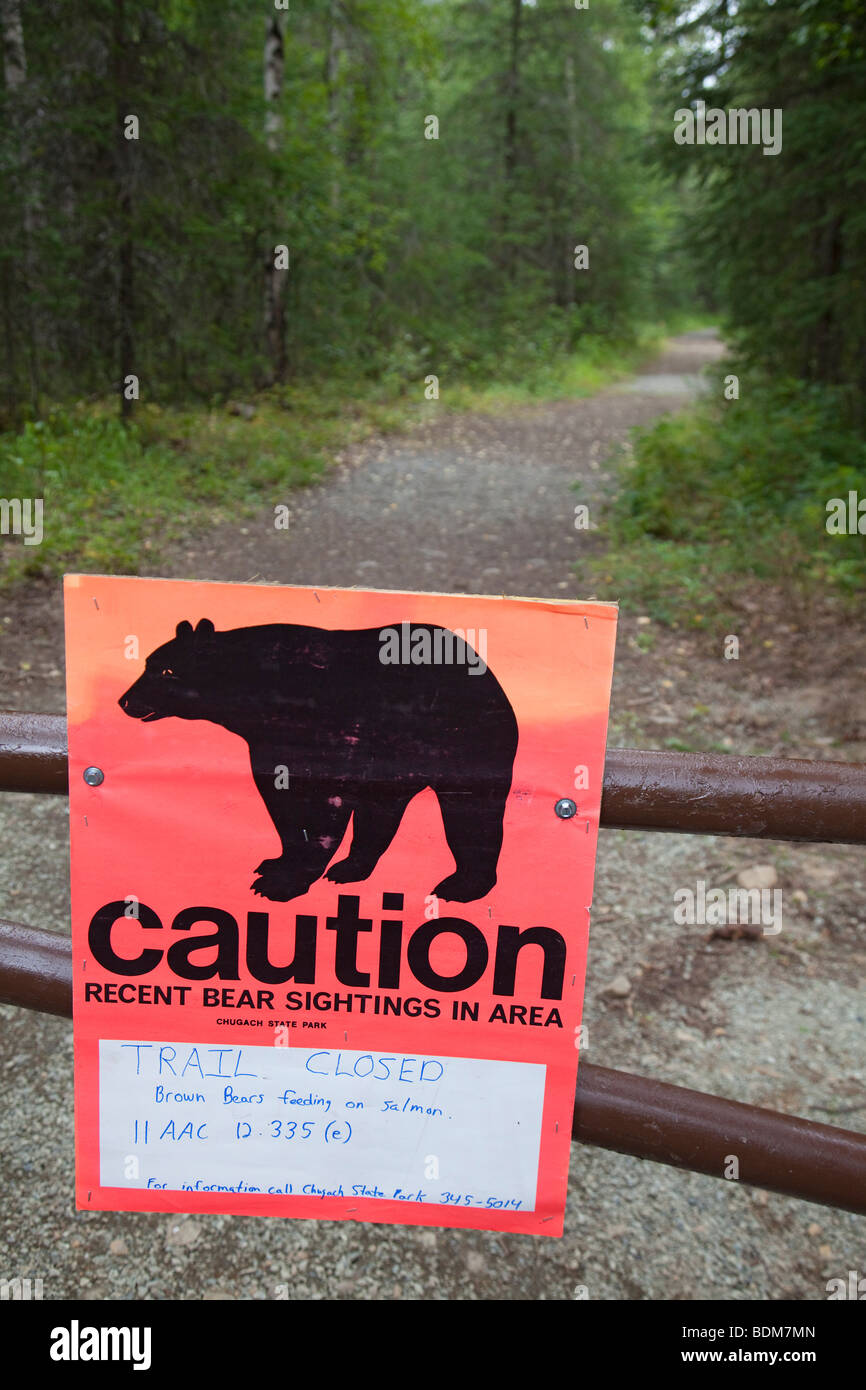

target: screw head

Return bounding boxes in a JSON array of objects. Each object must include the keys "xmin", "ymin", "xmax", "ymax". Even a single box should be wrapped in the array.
[
  {"xmin": 555, "ymin": 797, "xmax": 577, "ymax": 819},
  {"xmin": 83, "ymin": 766, "xmax": 104, "ymax": 787}
]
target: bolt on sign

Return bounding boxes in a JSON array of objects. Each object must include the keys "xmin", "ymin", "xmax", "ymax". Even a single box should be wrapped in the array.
[{"xmin": 64, "ymin": 575, "xmax": 617, "ymax": 1236}]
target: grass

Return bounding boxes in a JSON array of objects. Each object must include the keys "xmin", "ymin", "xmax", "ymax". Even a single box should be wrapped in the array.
[
  {"xmin": 0, "ymin": 385, "xmax": 423, "ymax": 586},
  {"xmin": 444, "ymin": 323, "xmax": 667, "ymax": 411},
  {"xmin": 585, "ymin": 373, "xmax": 866, "ymax": 626},
  {"xmin": 0, "ymin": 326, "xmax": 668, "ymax": 587}
]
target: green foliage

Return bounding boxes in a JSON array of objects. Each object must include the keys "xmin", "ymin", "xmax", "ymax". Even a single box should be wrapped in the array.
[
  {"xmin": 643, "ymin": 0, "xmax": 866, "ymax": 419},
  {"xmin": 5, "ymin": 0, "xmax": 863, "ymax": 628},
  {"xmin": 0, "ymin": 0, "xmax": 688, "ymax": 424},
  {"xmin": 446, "ymin": 325, "xmax": 666, "ymax": 410},
  {"xmin": 0, "ymin": 0, "xmax": 273, "ymax": 415},
  {"xmin": 602, "ymin": 0, "xmax": 866, "ymax": 625},
  {"xmin": 590, "ymin": 376, "xmax": 866, "ymax": 622},
  {"xmin": 0, "ymin": 327, "xmax": 660, "ymax": 585},
  {"xmin": 0, "ymin": 393, "xmax": 371, "ymax": 586}
]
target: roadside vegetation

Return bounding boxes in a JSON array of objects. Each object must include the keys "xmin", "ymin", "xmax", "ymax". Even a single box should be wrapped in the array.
[
  {"xmin": 0, "ymin": 326, "xmax": 667, "ymax": 585},
  {"xmin": 589, "ymin": 375, "xmax": 866, "ymax": 626}
]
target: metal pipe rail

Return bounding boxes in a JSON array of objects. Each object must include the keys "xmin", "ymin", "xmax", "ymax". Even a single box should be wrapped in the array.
[
  {"xmin": 2, "ymin": 711, "xmax": 866, "ymax": 843},
  {"xmin": 2, "ymin": 710, "xmax": 864, "ymax": 1217},
  {"xmin": 2, "ymin": 916, "xmax": 864, "ymax": 1216}
]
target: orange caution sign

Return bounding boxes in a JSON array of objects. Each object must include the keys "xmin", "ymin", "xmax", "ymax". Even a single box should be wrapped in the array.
[{"xmin": 65, "ymin": 575, "xmax": 617, "ymax": 1235}]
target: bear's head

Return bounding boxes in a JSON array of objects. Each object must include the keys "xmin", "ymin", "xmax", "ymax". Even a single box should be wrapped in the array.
[{"xmin": 118, "ymin": 618, "xmax": 218, "ymax": 723}]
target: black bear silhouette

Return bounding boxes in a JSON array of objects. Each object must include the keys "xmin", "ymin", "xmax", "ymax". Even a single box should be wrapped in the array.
[{"xmin": 119, "ymin": 618, "xmax": 519, "ymax": 903}]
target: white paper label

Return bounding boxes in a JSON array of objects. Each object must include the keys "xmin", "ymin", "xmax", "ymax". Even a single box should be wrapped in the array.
[{"xmin": 99, "ymin": 1040, "xmax": 546, "ymax": 1212}]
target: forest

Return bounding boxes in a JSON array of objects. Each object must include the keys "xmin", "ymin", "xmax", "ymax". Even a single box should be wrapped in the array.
[
  {"xmin": 2, "ymin": 0, "xmax": 866, "ymax": 1311},
  {"xmin": 1, "ymin": 0, "xmax": 865, "ymax": 603}
]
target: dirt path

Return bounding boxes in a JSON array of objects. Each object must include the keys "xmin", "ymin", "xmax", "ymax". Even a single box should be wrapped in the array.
[
  {"xmin": 0, "ymin": 330, "xmax": 723, "ymax": 713},
  {"xmin": 1, "ymin": 332, "xmax": 864, "ymax": 1302},
  {"xmin": 146, "ymin": 330, "xmax": 727, "ymax": 597}
]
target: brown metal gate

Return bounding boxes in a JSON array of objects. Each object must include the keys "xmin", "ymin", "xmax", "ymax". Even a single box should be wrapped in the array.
[{"xmin": 2, "ymin": 711, "xmax": 865, "ymax": 1215}]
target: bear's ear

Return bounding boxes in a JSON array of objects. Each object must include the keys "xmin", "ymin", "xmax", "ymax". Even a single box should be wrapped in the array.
[
  {"xmin": 195, "ymin": 618, "xmax": 216, "ymax": 637},
  {"xmin": 175, "ymin": 620, "xmax": 193, "ymax": 638}
]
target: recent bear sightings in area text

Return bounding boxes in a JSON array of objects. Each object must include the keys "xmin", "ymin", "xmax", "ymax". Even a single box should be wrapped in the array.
[{"xmin": 118, "ymin": 618, "xmax": 519, "ymax": 904}]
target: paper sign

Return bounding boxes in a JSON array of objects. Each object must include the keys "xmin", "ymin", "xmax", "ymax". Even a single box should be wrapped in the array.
[{"xmin": 65, "ymin": 575, "xmax": 617, "ymax": 1235}]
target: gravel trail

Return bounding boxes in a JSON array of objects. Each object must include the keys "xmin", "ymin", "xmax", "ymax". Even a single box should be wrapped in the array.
[{"xmin": 1, "ymin": 330, "xmax": 863, "ymax": 1301}]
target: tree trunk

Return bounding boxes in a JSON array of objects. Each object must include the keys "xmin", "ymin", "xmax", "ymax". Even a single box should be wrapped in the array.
[
  {"xmin": 813, "ymin": 214, "xmax": 843, "ymax": 386},
  {"xmin": 504, "ymin": 0, "xmax": 522, "ymax": 187},
  {"xmin": 325, "ymin": 2, "xmax": 341, "ymax": 211},
  {"xmin": 263, "ymin": 14, "xmax": 287, "ymax": 383},
  {"xmin": 2, "ymin": 0, "xmax": 41, "ymax": 412},
  {"xmin": 501, "ymin": 0, "xmax": 523, "ymax": 276},
  {"xmin": 113, "ymin": 0, "xmax": 134, "ymax": 422},
  {"xmin": 0, "ymin": 0, "xmax": 26, "ymax": 90},
  {"xmin": 564, "ymin": 51, "xmax": 580, "ymax": 312}
]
